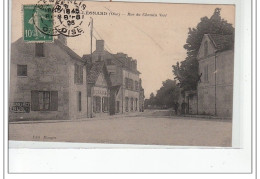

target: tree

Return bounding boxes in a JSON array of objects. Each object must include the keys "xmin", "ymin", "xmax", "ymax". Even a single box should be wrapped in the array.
[
  {"xmin": 172, "ymin": 8, "xmax": 234, "ymax": 93},
  {"xmin": 155, "ymin": 79, "xmax": 180, "ymax": 108},
  {"xmin": 144, "ymin": 92, "xmax": 156, "ymax": 108}
]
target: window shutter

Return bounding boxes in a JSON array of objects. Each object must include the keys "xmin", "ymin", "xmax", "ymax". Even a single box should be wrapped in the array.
[
  {"xmin": 80, "ymin": 66, "xmax": 83, "ymax": 84},
  {"xmin": 50, "ymin": 91, "xmax": 58, "ymax": 111},
  {"xmin": 31, "ymin": 90, "xmax": 39, "ymax": 111},
  {"xmin": 35, "ymin": 43, "xmax": 44, "ymax": 57},
  {"xmin": 74, "ymin": 64, "xmax": 77, "ymax": 84}
]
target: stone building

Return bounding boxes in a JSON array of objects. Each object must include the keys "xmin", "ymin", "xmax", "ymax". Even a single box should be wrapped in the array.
[
  {"xmin": 82, "ymin": 40, "xmax": 143, "ymax": 114},
  {"xmin": 9, "ymin": 36, "xmax": 88, "ymax": 121},
  {"xmin": 139, "ymin": 79, "xmax": 145, "ymax": 112},
  {"xmin": 197, "ymin": 34, "xmax": 234, "ymax": 117}
]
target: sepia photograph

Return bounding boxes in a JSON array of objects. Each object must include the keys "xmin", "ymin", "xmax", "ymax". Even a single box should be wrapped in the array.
[{"xmin": 9, "ymin": 0, "xmax": 235, "ymax": 147}]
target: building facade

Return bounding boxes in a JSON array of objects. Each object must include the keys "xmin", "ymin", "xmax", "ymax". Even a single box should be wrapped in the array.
[
  {"xmin": 9, "ymin": 36, "xmax": 88, "ymax": 121},
  {"xmin": 86, "ymin": 61, "xmax": 112, "ymax": 118},
  {"xmin": 197, "ymin": 34, "xmax": 234, "ymax": 117},
  {"xmin": 83, "ymin": 40, "xmax": 144, "ymax": 115}
]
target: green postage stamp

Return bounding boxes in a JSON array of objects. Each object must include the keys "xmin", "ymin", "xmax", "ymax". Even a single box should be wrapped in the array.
[{"xmin": 23, "ymin": 4, "xmax": 54, "ymax": 42}]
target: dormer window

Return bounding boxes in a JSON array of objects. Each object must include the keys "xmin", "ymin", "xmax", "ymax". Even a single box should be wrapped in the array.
[{"xmin": 204, "ymin": 41, "xmax": 208, "ymax": 57}]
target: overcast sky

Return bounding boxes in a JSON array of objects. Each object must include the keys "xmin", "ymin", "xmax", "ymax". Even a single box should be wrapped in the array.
[{"xmin": 12, "ymin": 0, "xmax": 235, "ymax": 98}]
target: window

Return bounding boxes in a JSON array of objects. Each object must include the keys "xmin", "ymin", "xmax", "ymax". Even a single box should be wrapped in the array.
[
  {"xmin": 135, "ymin": 98, "xmax": 138, "ymax": 111},
  {"xmin": 204, "ymin": 65, "xmax": 208, "ymax": 82},
  {"xmin": 129, "ymin": 79, "xmax": 133, "ymax": 90},
  {"xmin": 102, "ymin": 97, "xmax": 109, "ymax": 112},
  {"xmin": 135, "ymin": 81, "xmax": 139, "ymax": 91},
  {"xmin": 125, "ymin": 97, "xmax": 129, "ymax": 112},
  {"xmin": 74, "ymin": 64, "xmax": 83, "ymax": 84},
  {"xmin": 125, "ymin": 78, "xmax": 129, "ymax": 89},
  {"xmin": 116, "ymin": 101, "xmax": 120, "ymax": 113},
  {"xmin": 204, "ymin": 41, "xmax": 208, "ymax": 57},
  {"xmin": 31, "ymin": 91, "xmax": 58, "ymax": 111},
  {"xmin": 35, "ymin": 43, "xmax": 44, "ymax": 57},
  {"xmin": 93, "ymin": 96, "xmax": 101, "ymax": 113},
  {"xmin": 130, "ymin": 98, "xmax": 134, "ymax": 111},
  {"xmin": 17, "ymin": 65, "xmax": 27, "ymax": 76},
  {"xmin": 106, "ymin": 59, "xmax": 112, "ymax": 65},
  {"xmin": 78, "ymin": 91, "xmax": 82, "ymax": 112}
]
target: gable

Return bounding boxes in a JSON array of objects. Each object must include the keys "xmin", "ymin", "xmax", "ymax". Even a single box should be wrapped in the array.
[
  {"xmin": 197, "ymin": 35, "xmax": 216, "ymax": 60},
  {"xmin": 95, "ymin": 73, "xmax": 108, "ymax": 87}
]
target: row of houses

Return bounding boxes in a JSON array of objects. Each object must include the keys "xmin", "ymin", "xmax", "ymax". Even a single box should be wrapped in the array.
[
  {"xmin": 9, "ymin": 36, "xmax": 145, "ymax": 121},
  {"xmin": 183, "ymin": 33, "xmax": 234, "ymax": 117}
]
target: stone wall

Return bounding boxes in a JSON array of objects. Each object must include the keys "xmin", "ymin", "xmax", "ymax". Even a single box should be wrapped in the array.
[{"xmin": 198, "ymin": 50, "xmax": 234, "ymax": 117}]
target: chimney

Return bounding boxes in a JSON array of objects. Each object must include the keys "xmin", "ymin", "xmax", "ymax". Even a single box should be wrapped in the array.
[
  {"xmin": 58, "ymin": 35, "xmax": 67, "ymax": 45},
  {"xmin": 96, "ymin": 40, "xmax": 104, "ymax": 51},
  {"xmin": 132, "ymin": 60, "xmax": 137, "ymax": 70}
]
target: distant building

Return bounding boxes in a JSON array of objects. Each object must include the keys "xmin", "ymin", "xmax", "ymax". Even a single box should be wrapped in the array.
[
  {"xmin": 197, "ymin": 34, "xmax": 234, "ymax": 117},
  {"xmin": 139, "ymin": 79, "xmax": 145, "ymax": 112},
  {"xmin": 9, "ymin": 36, "xmax": 88, "ymax": 121},
  {"xmin": 82, "ymin": 40, "xmax": 144, "ymax": 114}
]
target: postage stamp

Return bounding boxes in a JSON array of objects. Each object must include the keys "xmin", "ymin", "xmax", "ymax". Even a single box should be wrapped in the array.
[
  {"xmin": 23, "ymin": 4, "xmax": 54, "ymax": 42},
  {"xmin": 23, "ymin": 0, "xmax": 86, "ymax": 42}
]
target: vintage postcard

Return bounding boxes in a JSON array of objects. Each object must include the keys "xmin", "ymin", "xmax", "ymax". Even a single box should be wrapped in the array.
[{"xmin": 9, "ymin": 0, "xmax": 235, "ymax": 147}]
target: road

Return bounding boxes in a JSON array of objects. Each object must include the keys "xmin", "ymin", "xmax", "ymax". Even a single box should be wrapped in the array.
[{"xmin": 9, "ymin": 110, "xmax": 232, "ymax": 147}]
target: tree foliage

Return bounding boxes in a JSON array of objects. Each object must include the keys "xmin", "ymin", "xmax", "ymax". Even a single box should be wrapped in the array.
[
  {"xmin": 144, "ymin": 79, "xmax": 180, "ymax": 109},
  {"xmin": 172, "ymin": 8, "xmax": 234, "ymax": 92}
]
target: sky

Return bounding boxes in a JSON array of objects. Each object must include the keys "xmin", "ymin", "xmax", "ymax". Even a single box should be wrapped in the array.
[{"xmin": 11, "ymin": 0, "xmax": 235, "ymax": 98}]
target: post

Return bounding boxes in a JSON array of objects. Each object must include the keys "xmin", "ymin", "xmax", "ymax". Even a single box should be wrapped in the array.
[
  {"xmin": 214, "ymin": 52, "xmax": 217, "ymax": 116},
  {"xmin": 90, "ymin": 17, "xmax": 93, "ymax": 61}
]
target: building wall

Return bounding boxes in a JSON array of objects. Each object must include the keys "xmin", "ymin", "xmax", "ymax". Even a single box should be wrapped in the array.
[
  {"xmin": 122, "ymin": 70, "xmax": 140, "ymax": 113},
  {"xmin": 198, "ymin": 50, "xmax": 234, "ymax": 117},
  {"xmin": 91, "ymin": 40, "xmax": 141, "ymax": 114},
  {"xmin": 9, "ymin": 39, "xmax": 71, "ymax": 120},
  {"xmin": 215, "ymin": 51, "xmax": 234, "ymax": 117},
  {"xmin": 68, "ymin": 62, "xmax": 88, "ymax": 120},
  {"xmin": 90, "ymin": 73, "xmax": 110, "ymax": 117}
]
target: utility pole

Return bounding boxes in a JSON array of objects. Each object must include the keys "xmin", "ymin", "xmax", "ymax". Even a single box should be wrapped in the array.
[{"xmin": 90, "ymin": 17, "xmax": 93, "ymax": 61}]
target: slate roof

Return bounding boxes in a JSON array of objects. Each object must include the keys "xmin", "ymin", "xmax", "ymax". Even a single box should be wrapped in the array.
[
  {"xmin": 207, "ymin": 34, "xmax": 234, "ymax": 52},
  {"xmin": 55, "ymin": 39, "xmax": 83, "ymax": 62},
  {"xmin": 87, "ymin": 61, "xmax": 112, "ymax": 86}
]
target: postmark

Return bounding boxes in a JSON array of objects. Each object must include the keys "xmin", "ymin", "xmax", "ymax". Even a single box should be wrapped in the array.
[{"xmin": 23, "ymin": 0, "xmax": 86, "ymax": 42}]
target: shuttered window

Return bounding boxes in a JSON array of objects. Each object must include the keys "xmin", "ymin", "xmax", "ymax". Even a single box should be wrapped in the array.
[
  {"xmin": 35, "ymin": 43, "xmax": 44, "ymax": 57},
  {"xmin": 31, "ymin": 90, "xmax": 58, "ymax": 111},
  {"xmin": 17, "ymin": 65, "xmax": 27, "ymax": 76},
  {"xmin": 130, "ymin": 98, "xmax": 134, "ymax": 111},
  {"xmin": 125, "ymin": 97, "xmax": 129, "ymax": 112},
  {"xmin": 204, "ymin": 65, "xmax": 208, "ymax": 82},
  {"xmin": 78, "ymin": 91, "xmax": 82, "ymax": 112},
  {"xmin": 74, "ymin": 64, "xmax": 83, "ymax": 84},
  {"xmin": 102, "ymin": 97, "xmax": 109, "ymax": 112},
  {"xmin": 135, "ymin": 98, "xmax": 138, "ymax": 111}
]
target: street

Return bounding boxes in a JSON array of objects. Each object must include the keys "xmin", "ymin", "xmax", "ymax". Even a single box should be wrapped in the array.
[{"xmin": 9, "ymin": 110, "xmax": 232, "ymax": 147}]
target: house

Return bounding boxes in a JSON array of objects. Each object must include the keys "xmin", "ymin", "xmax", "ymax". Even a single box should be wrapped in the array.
[
  {"xmin": 82, "ymin": 40, "xmax": 143, "ymax": 114},
  {"xmin": 9, "ymin": 36, "xmax": 88, "ymax": 121},
  {"xmin": 197, "ymin": 34, "xmax": 234, "ymax": 117},
  {"xmin": 86, "ymin": 60, "xmax": 113, "ymax": 117}
]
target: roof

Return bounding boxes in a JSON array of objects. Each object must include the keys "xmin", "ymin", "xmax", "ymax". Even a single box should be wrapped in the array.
[
  {"xmin": 55, "ymin": 39, "xmax": 83, "ymax": 62},
  {"xmin": 12, "ymin": 37, "xmax": 84, "ymax": 63},
  {"xmin": 207, "ymin": 34, "xmax": 234, "ymax": 52},
  {"xmin": 87, "ymin": 61, "xmax": 112, "ymax": 86},
  {"xmin": 110, "ymin": 85, "xmax": 121, "ymax": 95}
]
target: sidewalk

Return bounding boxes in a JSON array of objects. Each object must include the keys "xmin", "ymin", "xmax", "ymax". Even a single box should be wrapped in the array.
[
  {"xmin": 9, "ymin": 112, "xmax": 142, "ymax": 124},
  {"xmin": 182, "ymin": 114, "xmax": 232, "ymax": 120}
]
